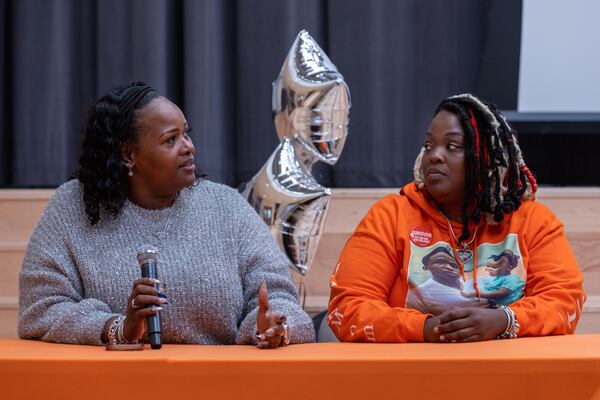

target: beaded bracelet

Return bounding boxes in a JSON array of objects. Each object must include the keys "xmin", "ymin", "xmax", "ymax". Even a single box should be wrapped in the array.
[
  {"xmin": 107, "ymin": 316, "xmax": 125, "ymax": 345},
  {"xmin": 116, "ymin": 317, "xmax": 139, "ymax": 344},
  {"xmin": 496, "ymin": 306, "xmax": 520, "ymax": 339}
]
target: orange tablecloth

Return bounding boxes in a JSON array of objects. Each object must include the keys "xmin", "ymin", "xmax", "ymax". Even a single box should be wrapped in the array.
[{"xmin": 2, "ymin": 336, "xmax": 600, "ymax": 400}]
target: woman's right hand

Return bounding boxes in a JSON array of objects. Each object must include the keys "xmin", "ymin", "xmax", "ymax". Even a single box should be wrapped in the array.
[{"xmin": 123, "ymin": 278, "xmax": 166, "ymax": 342}]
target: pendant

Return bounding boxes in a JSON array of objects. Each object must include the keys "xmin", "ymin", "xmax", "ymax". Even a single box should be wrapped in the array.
[{"xmin": 456, "ymin": 248, "xmax": 473, "ymax": 264}]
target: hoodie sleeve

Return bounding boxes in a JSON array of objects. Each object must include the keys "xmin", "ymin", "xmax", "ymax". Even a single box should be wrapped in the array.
[
  {"xmin": 328, "ymin": 195, "xmax": 430, "ymax": 343},
  {"xmin": 509, "ymin": 203, "xmax": 586, "ymax": 336}
]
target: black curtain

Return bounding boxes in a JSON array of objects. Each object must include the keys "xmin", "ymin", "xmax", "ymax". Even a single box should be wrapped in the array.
[{"xmin": 0, "ymin": 0, "xmax": 517, "ymax": 188}]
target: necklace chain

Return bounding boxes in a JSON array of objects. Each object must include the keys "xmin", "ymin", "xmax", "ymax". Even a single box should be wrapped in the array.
[
  {"xmin": 439, "ymin": 212, "xmax": 478, "ymax": 249},
  {"xmin": 129, "ymin": 197, "xmax": 178, "ymax": 243}
]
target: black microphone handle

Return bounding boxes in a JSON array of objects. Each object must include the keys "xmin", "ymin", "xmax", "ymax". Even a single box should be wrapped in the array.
[{"xmin": 141, "ymin": 261, "xmax": 162, "ymax": 349}]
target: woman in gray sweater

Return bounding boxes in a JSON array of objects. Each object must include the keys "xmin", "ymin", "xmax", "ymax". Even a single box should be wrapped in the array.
[{"xmin": 18, "ymin": 82, "xmax": 315, "ymax": 348}]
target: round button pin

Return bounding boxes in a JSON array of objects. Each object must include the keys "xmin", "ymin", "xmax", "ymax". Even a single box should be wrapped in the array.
[{"xmin": 410, "ymin": 226, "xmax": 432, "ymax": 247}]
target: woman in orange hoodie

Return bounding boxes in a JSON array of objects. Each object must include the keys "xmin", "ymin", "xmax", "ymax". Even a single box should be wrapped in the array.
[{"xmin": 328, "ymin": 94, "xmax": 585, "ymax": 343}]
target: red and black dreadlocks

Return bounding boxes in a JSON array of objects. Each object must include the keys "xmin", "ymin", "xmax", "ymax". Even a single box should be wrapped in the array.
[{"xmin": 414, "ymin": 94, "xmax": 538, "ymax": 242}]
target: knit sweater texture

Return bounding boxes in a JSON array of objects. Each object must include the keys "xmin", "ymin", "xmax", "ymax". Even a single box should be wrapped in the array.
[{"xmin": 18, "ymin": 179, "xmax": 315, "ymax": 345}]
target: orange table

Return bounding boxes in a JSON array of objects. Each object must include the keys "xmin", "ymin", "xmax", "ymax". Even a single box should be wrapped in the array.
[{"xmin": 2, "ymin": 336, "xmax": 600, "ymax": 400}]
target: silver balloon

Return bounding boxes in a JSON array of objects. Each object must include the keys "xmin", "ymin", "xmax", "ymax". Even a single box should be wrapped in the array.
[{"xmin": 243, "ymin": 30, "xmax": 350, "ymax": 276}]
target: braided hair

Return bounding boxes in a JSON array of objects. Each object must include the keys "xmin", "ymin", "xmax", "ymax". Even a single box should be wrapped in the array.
[
  {"xmin": 413, "ymin": 93, "xmax": 537, "ymax": 242},
  {"xmin": 77, "ymin": 81, "xmax": 160, "ymax": 225}
]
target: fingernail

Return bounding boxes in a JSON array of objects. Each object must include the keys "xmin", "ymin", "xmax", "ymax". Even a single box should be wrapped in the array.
[
  {"xmin": 154, "ymin": 307, "xmax": 163, "ymax": 311},
  {"xmin": 258, "ymin": 334, "xmax": 265, "ymax": 341},
  {"xmin": 433, "ymin": 327, "xmax": 439, "ymax": 334},
  {"xmin": 451, "ymin": 339, "xmax": 457, "ymax": 343},
  {"xmin": 440, "ymin": 335, "xmax": 445, "ymax": 342},
  {"xmin": 152, "ymin": 279, "xmax": 161, "ymax": 284}
]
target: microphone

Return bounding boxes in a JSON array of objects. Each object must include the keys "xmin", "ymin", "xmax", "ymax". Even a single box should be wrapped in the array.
[{"xmin": 137, "ymin": 244, "xmax": 162, "ymax": 349}]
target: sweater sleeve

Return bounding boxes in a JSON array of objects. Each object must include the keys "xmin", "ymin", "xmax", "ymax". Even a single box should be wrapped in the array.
[
  {"xmin": 225, "ymin": 189, "xmax": 315, "ymax": 345},
  {"xmin": 328, "ymin": 195, "xmax": 430, "ymax": 343},
  {"xmin": 510, "ymin": 203, "xmax": 586, "ymax": 336},
  {"xmin": 18, "ymin": 188, "xmax": 117, "ymax": 345}
]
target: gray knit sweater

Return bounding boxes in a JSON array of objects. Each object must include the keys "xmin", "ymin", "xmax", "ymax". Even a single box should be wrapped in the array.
[{"xmin": 18, "ymin": 179, "xmax": 315, "ymax": 345}]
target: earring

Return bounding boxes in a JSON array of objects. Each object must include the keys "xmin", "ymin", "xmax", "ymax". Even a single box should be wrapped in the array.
[{"xmin": 128, "ymin": 164, "xmax": 134, "ymax": 177}]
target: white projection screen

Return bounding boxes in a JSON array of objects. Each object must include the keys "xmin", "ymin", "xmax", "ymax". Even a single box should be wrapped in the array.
[{"xmin": 518, "ymin": 0, "xmax": 600, "ymax": 112}]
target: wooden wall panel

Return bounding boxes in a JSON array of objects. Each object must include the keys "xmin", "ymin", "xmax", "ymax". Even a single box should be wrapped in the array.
[
  {"xmin": 0, "ymin": 247, "xmax": 22, "ymax": 298},
  {"xmin": 0, "ymin": 302, "xmax": 18, "ymax": 339}
]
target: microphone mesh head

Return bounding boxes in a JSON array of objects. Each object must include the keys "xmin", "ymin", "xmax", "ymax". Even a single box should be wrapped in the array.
[{"xmin": 137, "ymin": 244, "xmax": 159, "ymax": 265}]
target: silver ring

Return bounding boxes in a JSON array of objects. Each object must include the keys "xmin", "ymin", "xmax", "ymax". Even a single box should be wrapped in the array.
[{"xmin": 131, "ymin": 298, "xmax": 141, "ymax": 309}]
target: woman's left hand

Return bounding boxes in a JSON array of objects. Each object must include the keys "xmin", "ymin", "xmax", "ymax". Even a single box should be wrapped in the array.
[
  {"xmin": 432, "ymin": 307, "xmax": 507, "ymax": 342},
  {"xmin": 256, "ymin": 281, "xmax": 288, "ymax": 349}
]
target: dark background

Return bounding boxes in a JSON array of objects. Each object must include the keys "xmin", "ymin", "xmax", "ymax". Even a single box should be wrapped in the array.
[{"xmin": 1, "ymin": 0, "xmax": 598, "ymax": 188}]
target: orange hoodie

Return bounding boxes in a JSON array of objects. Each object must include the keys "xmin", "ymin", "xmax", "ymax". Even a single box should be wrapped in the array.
[{"xmin": 328, "ymin": 182, "xmax": 585, "ymax": 342}]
